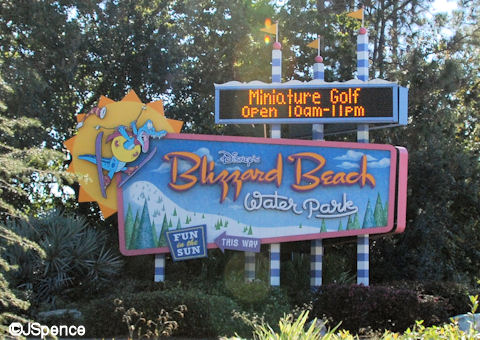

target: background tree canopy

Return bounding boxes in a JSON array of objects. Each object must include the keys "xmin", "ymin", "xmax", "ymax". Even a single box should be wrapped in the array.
[{"xmin": 0, "ymin": 0, "xmax": 479, "ymax": 290}]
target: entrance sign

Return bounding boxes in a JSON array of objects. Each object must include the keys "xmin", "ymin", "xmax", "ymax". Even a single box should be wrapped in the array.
[
  {"xmin": 117, "ymin": 133, "xmax": 408, "ymax": 256},
  {"xmin": 215, "ymin": 80, "xmax": 408, "ymax": 125}
]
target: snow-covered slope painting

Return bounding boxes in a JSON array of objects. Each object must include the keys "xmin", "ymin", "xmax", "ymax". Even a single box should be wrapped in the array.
[{"xmin": 118, "ymin": 135, "xmax": 399, "ymax": 255}]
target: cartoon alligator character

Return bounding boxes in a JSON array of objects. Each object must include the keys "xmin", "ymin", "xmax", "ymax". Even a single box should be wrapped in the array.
[{"xmin": 79, "ymin": 119, "xmax": 167, "ymax": 195}]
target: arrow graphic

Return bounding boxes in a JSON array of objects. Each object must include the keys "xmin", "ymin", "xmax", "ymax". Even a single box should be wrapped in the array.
[{"xmin": 214, "ymin": 231, "xmax": 261, "ymax": 253}]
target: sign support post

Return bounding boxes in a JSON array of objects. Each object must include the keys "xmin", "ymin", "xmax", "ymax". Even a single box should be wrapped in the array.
[
  {"xmin": 356, "ymin": 26, "xmax": 370, "ymax": 286},
  {"xmin": 311, "ymin": 49, "xmax": 325, "ymax": 289},
  {"xmin": 154, "ymin": 254, "xmax": 165, "ymax": 282},
  {"xmin": 268, "ymin": 36, "xmax": 282, "ymax": 287}
]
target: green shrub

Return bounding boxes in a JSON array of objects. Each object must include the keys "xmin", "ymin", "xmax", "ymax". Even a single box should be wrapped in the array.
[
  {"xmin": 4, "ymin": 211, "xmax": 122, "ymax": 306},
  {"xmin": 81, "ymin": 287, "xmax": 245, "ymax": 337},
  {"xmin": 311, "ymin": 284, "xmax": 451, "ymax": 333}
]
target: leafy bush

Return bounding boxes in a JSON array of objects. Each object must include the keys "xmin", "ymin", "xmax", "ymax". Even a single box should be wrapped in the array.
[
  {"xmin": 392, "ymin": 280, "xmax": 475, "ymax": 316},
  {"xmin": 228, "ymin": 310, "xmax": 480, "ymax": 340},
  {"xmin": 4, "ymin": 211, "xmax": 122, "ymax": 305},
  {"xmin": 81, "ymin": 287, "xmax": 245, "ymax": 337},
  {"xmin": 311, "ymin": 284, "xmax": 451, "ymax": 333}
]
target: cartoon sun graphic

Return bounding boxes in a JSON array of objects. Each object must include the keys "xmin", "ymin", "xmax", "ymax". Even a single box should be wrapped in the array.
[{"xmin": 64, "ymin": 90, "xmax": 183, "ymax": 218}]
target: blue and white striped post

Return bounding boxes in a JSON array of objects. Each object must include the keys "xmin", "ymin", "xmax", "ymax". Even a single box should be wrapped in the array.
[
  {"xmin": 357, "ymin": 26, "xmax": 369, "ymax": 286},
  {"xmin": 245, "ymin": 252, "xmax": 256, "ymax": 282},
  {"xmin": 269, "ymin": 37, "xmax": 282, "ymax": 286},
  {"xmin": 154, "ymin": 254, "xmax": 165, "ymax": 282},
  {"xmin": 311, "ymin": 53, "xmax": 324, "ymax": 289}
]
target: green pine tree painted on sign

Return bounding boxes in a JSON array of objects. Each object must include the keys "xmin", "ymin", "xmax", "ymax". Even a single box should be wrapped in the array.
[
  {"xmin": 151, "ymin": 221, "xmax": 158, "ymax": 247},
  {"xmin": 248, "ymin": 226, "xmax": 253, "ymax": 235},
  {"xmin": 173, "ymin": 208, "xmax": 177, "ymax": 216},
  {"xmin": 176, "ymin": 219, "xmax": 181, "ymax": 230},
  {"xmin": 129, "ymin": 210, "xmax": 141, "ymax": 249},
  {"xmin": 158, "ymin": 214, "xmax": 169, "ymax": 247},
  {"xmin": 320, "ymin": 219, "xmax": 327, "ymax": 232},
  {"xmin": 124, "ymin": 204, "xmax": 135, "ymax": 249},
  {"xmin": 346, "ymin": 215, "xmax": 353, "ymax": 230},
  {"xmin": 362, "ymin": 199, "xmax": 375, "ymax": 229},
  {"xmin": 353, "ymin": 213, "xmax": 361, "ymax": 230},
  {"xmin": 383, "ymin": 201, "xmax": 389, "ymax": 225},
  {"xmin": 374, "ymin": 193, "xmax": 385, "ymax": 227},
  {"xmin": 338, "ymin": 220, "xmax": 344, "ymax": 231},
  {"xmin": 131, "ymin": 200, "xmax": 156, "ymax": 249}
]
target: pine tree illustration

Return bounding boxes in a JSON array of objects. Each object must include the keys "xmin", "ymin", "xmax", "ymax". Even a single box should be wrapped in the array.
[
  {"xmin": 158, "ymin": 214, "xmax": 169, "ymax": 247},
  {"xmin": 346, "ymin": 215, "xmax": 353, "ymax": 230},
  {"xmin": 383, "ymin": 201, "xmax": 389, "ymax": 225},
  {"xmin": 373, "ymin": 193, "xmax": 385, "ymax": 227},
  {"xmin": 320, "ymin": 219, "xmax": 327, "ymax": 232},
  {"xmin": 353, "ymin": 213, "xmax": 361, "ymax": 229},
  {"xmin": 176, "ymin": 219, "xmax": 181, "ymax": 230},
  {"xmin": 132, "ymin": 200, "xmax": 155, "ymax": 249},
  {"xmin": 338, "ymin": 220, "xmax": 344, "ymax": 231},
  {"xmin": 124, "ymin": 204, "xmax": 135, "ymax": 249},
  {"xmin": 129, "ymin": 210, "xmax": 141, "ymax": 249},
  {"xmin": 168, "ymin": 219, "xmax": 173, "ymax": 229},
  {"xmin": 248, "ymin": 226, "xmax": 253, "ymax": 235},
  {"xmin": 362, "ymin": 199, "xmax": 375, "ymax": 229},
  {"xmin": 151, "ymin": 221, "xmax": 158, "ymax": 247},
  {"xmin": 173, "ymin": 208, "xmax": 177, "ymax": 216}
]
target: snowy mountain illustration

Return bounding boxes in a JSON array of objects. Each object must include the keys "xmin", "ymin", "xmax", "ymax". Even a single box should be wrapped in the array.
[{"xmin": 122, "ymin": 180, "xmax": 389, "ymax": 251}]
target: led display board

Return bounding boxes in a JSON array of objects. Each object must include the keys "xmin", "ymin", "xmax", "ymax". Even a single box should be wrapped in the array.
[{"xmin": 215, "ymin": 82, "xmax": 408, "ymax": 125}]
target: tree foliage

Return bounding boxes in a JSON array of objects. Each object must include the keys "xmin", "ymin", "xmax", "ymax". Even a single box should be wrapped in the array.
[{"xmin": 0, "ymin": 0, "xmax": 479, "ymax": 312}]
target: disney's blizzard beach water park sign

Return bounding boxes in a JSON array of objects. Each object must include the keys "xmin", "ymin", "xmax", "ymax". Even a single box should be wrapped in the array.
[{"xmin": 117, "ymin": 134, "xmax": 407, "ymax": 256}]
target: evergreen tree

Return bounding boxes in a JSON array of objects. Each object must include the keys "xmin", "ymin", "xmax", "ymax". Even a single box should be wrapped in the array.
[
  {"xmin": 248, "ymin": 226, "xmax": 253, "ymax": 235},
  {"xmin": 151, "ymin": 221, "xmax": 158, "ymax": 247},
  {"xmin": 132, "ymin": 200, "xmax": 155, "ymax": 249},
  {"xmin": 168, "ymin": 219, "xmax": 173, "ymax": 229},
  {"xmin": 129, "ymin": 210, "xmax": 141, "ymax": 250},
  {"xmin": 346, "ymin": 215, "xmax": 353, "ymax": 230},
  {"xmin": 176, "ymin": 219, "xmax": 181, "ymax": 230},
  {"xmin": 353, "ymin": 213, "xmax": 361, "ymax": 230},
  {"xmin": 158, "ymin": 214, "xmax": 169, "ymax": 247},
  {"xmin": 362, "ymin": 200, "xmax": 375, "ymax": 229},
  {"xmin": 320, "ymin": 219, "xmax": 327, "ymax": 233},
  {"xmin": 382, "ymin": 201, "xmax": 389, "ymax": 226},
  {"xmin": 124, "ymin": 204, "xmax": 135, "ymax": 249},
  {"xmin": 173, "ymin": 208, "xmax": 177, "ymax": 216},
  {"xmin": 373, "ymin": 193, "xmax": 385, "ymax": 227},
  {"xmin": 338, "ymin": 220, "xmax": 344, "ymax": 231}
]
